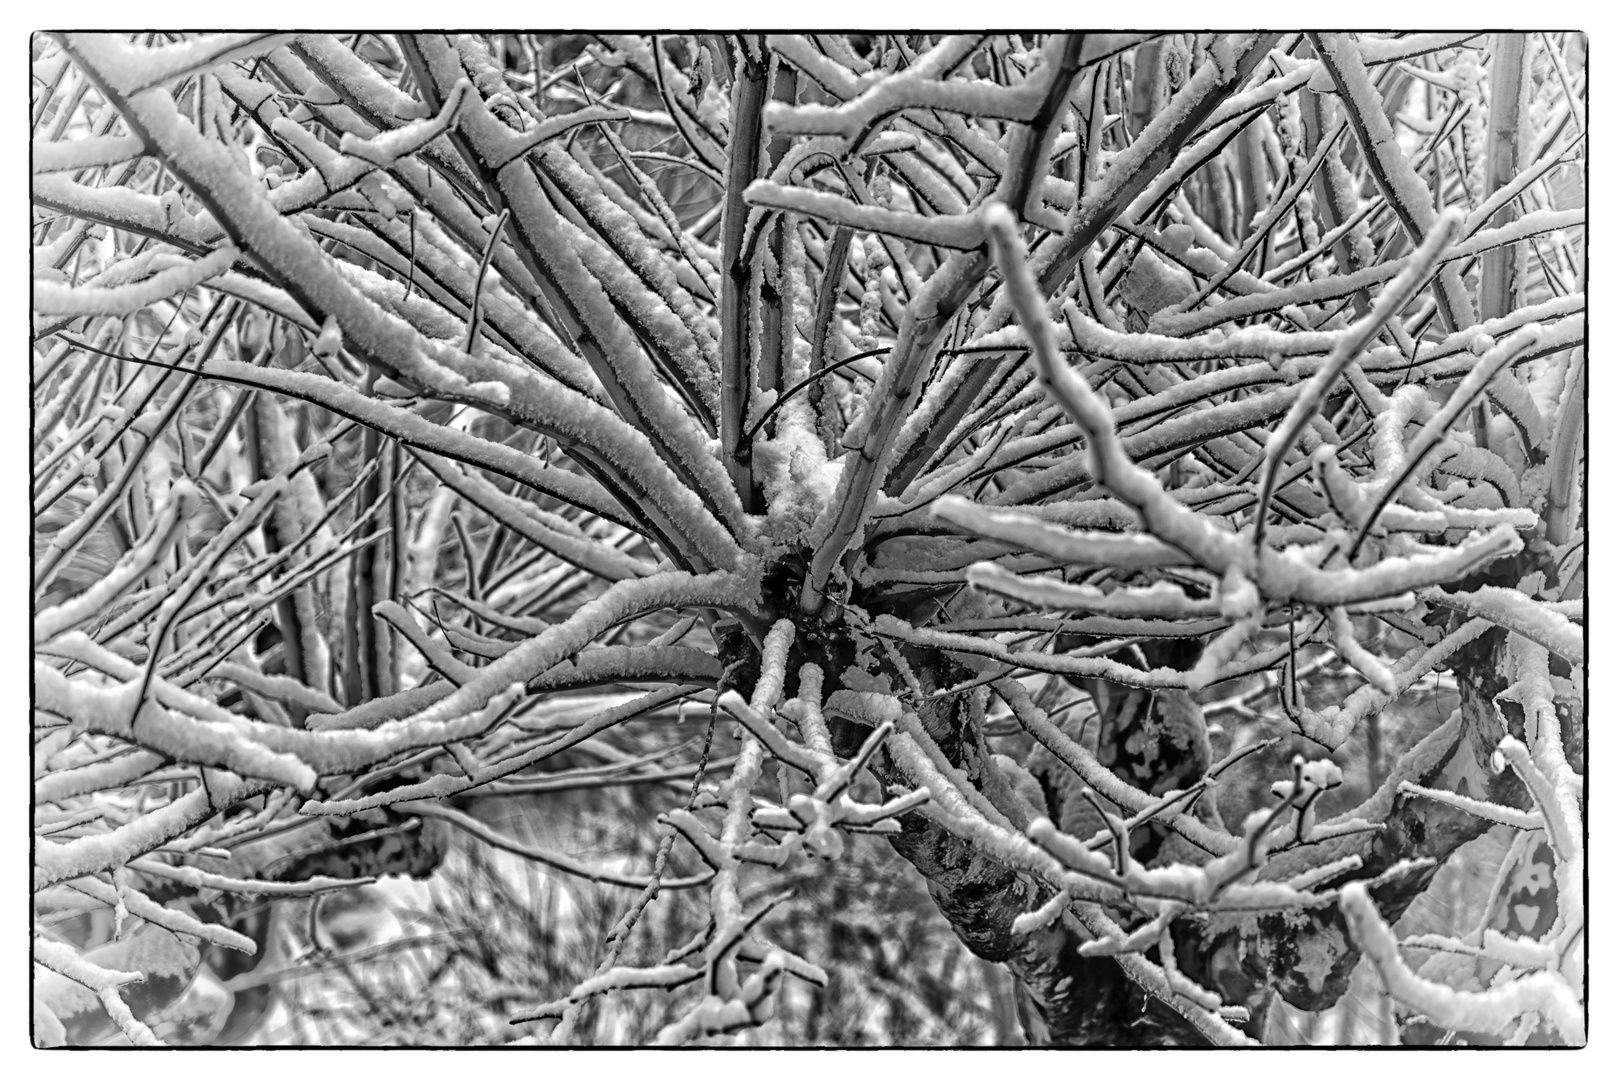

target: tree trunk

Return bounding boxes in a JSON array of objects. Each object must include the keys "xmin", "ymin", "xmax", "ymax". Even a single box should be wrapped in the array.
[{"xmin": 824, "ymin": 589, "xmax": 1553, "ymax": 1044}]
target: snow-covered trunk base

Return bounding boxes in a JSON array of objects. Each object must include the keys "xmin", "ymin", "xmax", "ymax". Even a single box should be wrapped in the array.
[
  {"xmin": 1182, "ymin": 628, "xmax": 1531, "ymax": 1019},
  {"xmin": 1181, "ymin": 535, "xmax": 1579, "ymax": 1035},
  {"xmin": 810, "ymin": 629, "xmax": 1215, "ymax": 1045},
  {"xmin": 825, "ymin": 611, "xmax": 1550, "ymax": 1045},
  {"xmin": 889, "ymin": 802, "xmax": 1212, "ymax": 1045}
]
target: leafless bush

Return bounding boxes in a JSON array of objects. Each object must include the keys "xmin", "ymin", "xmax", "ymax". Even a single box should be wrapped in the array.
[{"xmin": 33, "ymin": 32, "xmax": 1584, "ymax": 1046}]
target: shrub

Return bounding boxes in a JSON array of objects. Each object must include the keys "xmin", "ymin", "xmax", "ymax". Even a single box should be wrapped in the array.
[{"xmin": 32, "ymin": 32, "xmax": 1584, "ymax": 1046}]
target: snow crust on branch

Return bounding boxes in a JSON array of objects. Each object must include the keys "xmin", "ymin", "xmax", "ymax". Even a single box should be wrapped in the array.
[
  {"xmin": 1342, "ymin": 881, "xmax": 1583, "ymax": 1044},
  {"xmin": 34, "ymin": 246, "xmax": 238, "ymax": 317}
]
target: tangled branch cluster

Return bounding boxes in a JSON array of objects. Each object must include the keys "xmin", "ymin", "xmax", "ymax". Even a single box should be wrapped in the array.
[{"xmin": 33, "ymin": 32, "xmax": 1583, "ymax": 1046}]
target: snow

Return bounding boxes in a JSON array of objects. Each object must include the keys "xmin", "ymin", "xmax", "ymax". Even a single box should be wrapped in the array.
[
  {"xmin": 1121, "ymin": 246, "xmax": 1195, "ymax": 315},
  {"xmin": 306, "ymin": 685, "xmax": 695, "ymax": 814},
  {"xmin": 765, "ymin": 36, "xmax": 1048, "ymax": 140},
  {"xmin": 484, "ymin": 143, "xmax": 747, "ymax": 547},
  {"xmin": 35, "ymin": 647, "xmax": 319, "ymax": 788},
  {"xmin": 335, "ymin": 78, "xmax": 472, "ymax": 168},
  {"xmin": 1492, "ymin": 737, "xmax": 1575, "ymax": 860},
  {"xmin": 933, "ymin": 496, "xmax": 1190, "ymax": 569},
  {"xmin": 1265, "ymin": 526, "xmax": 1523, "ymax": 608},
  {"xmin": 1422, "ymin": 584, "xmax": 1581, "ymax": 664},
  {"xmin": 800, "ymin": 245, "xmax": 992, "ymax": 614},
  {"xmin": 34, "ymin": 246, "xmax": 238, "ymax": 317},
  {"xmin": 66, "ymin": 33, "xmax": 294, "ymax": 93},
  {"xmin": 33, "ymin": 132, "xmax": 147, "ymax": 174},
  {"xmin": 346, "ymin": 571, "xmax": 747, "ymax": 741},
  {"xmin": 1255, "ymin": 207, "xmax": 1465, "ymax": 540},
  {"xmin": 746, "ymin": 181, "xmax": 989, "ymax": 250},
  {"xmin": 34, "ymin": 769, "xmax": 273, "ymax": 890},
  {"xmin": 983, "ymin": 202, "xmax": 1253, "ymax": 577},
  {"xmin": 1186, "ymin": 616, "xmax": 1257, "ymax": 691},
  {"xmin": 87, "ymin": 49, "xmax": 741, "ymax": 572},
  {"xmin": 560, "ymin": 213, "xmax": 717, "ymax": 420},
  {"xmin": 1396, "ymin": 779, "xmax": 1543, "ymax": 831},
  {"xmin": 34, "ymin": 748, "xmax": 168, "ymax": 806},
  {"xmin": 1293, "ymin": 618, "xmax": 1492, "ymax": 749},
  {"xmin": 1381, "ymin": 325, "xmax": 1545, "ymax": 508},
  {"xmin": 1328, "ymin": 606, "xmax": 1398, "ymax": 695},
  {"xmin": 540, "ymin": 142, "xmax": 720, "ymax": 388},
  {"xmin": 749, "ymin": 619, "xmax": 797, "ymax": 711},
  {"xmin": 1312, "ymin": 34, "xmax": 1477, "ymax": 330},
  {"xmin": 418, "ymin": 453, "xmax": 652, "ymax": 581},
  {"xmin": 34, "ymin": 482, "xmax": 195, "ymax": 643},
  {"xmin": 1341, "ymin": 881, "xmax": 1583, "ymax": 1044}
]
